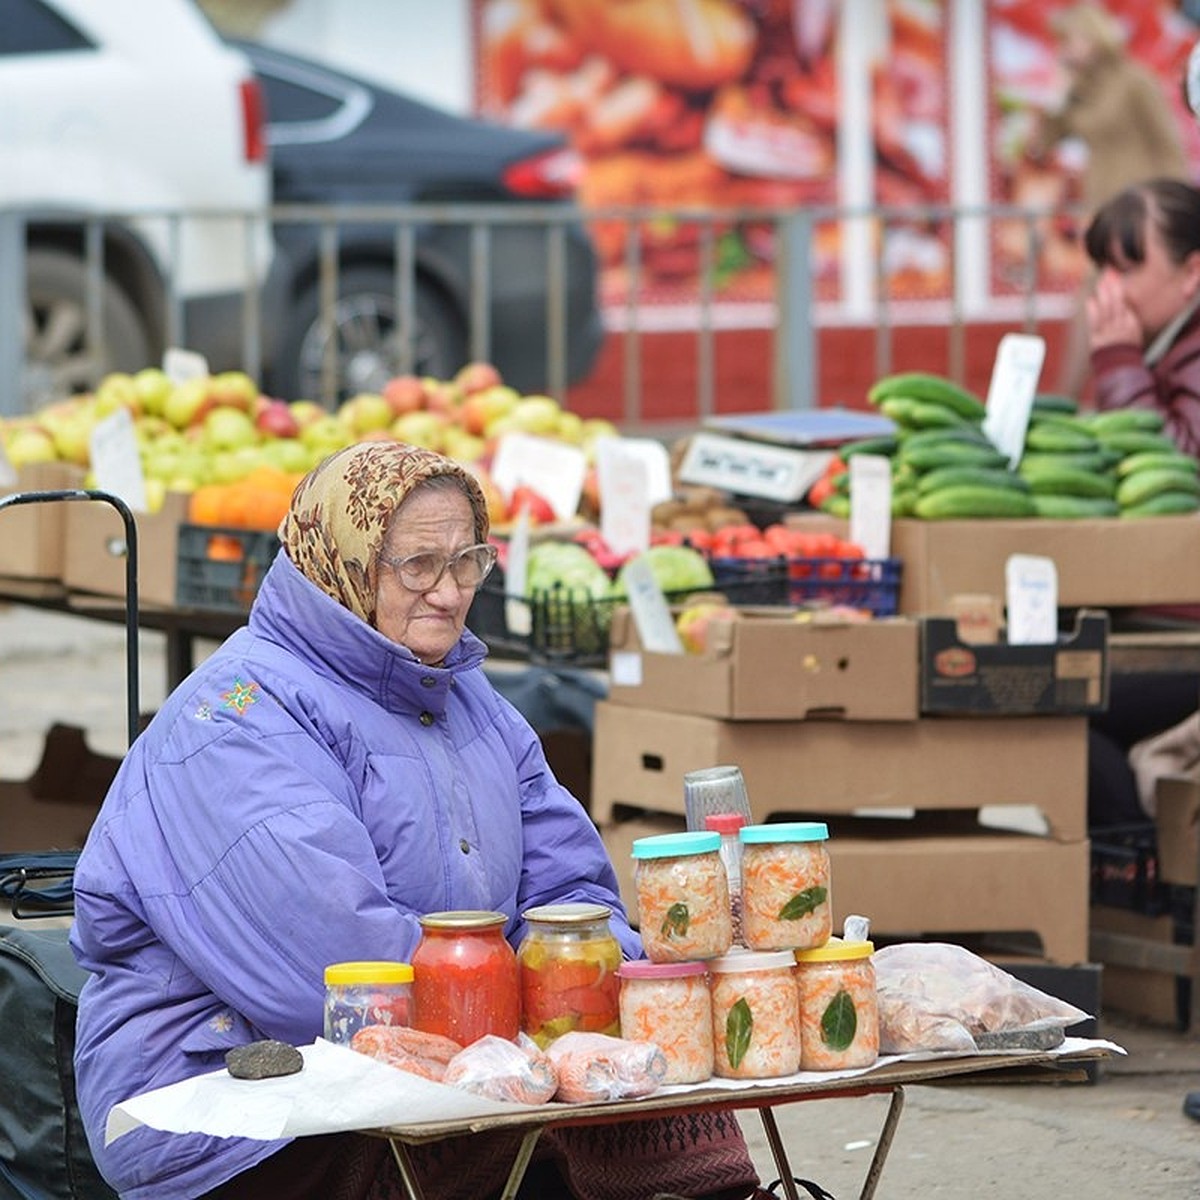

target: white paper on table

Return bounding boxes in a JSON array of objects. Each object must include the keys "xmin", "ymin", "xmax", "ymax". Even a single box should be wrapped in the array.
[
  {"xmin": 105, "ymin": 1038, "xmax": 545, "ymax": 1146},
  {"xmin": 106, "ymin": 1036, "xmax": 1123, "ymax": 1146}
]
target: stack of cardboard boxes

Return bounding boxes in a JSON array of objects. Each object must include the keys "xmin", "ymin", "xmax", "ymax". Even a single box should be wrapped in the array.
[{"xmin": 595, "ymin": 605, "xmax": 1109, "ymax": 968}]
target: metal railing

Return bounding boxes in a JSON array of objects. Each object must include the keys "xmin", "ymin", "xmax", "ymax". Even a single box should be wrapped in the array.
[{"xmin": 1, "ymin": 200, "xmax": 1084, "ymax": 428}]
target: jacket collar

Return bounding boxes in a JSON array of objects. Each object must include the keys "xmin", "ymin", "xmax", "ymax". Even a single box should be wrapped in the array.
[{"xmin": 247, "ymin": 551, "xmax": 489, "ymax": 713}]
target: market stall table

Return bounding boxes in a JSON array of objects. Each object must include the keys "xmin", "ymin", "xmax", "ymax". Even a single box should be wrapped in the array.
[{"xmin": 106, "ymin": 1038, "xmax": 1114, "ymax": 1200}]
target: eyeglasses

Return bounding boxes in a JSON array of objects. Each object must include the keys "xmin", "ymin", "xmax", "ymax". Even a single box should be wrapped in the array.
[{"xmin": 379, "ymin": 542, "xmax": 497, "ymax": 592}]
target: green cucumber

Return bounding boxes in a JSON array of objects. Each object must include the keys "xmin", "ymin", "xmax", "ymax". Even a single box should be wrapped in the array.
[
  {"xmin": 899, "ymin": 440, "xmax": 1009, "ymax": 472},
  {"xmin": 1019, "ymin": 467, "xmax": 1116, "ymax": 499},
  {"xmin": 913, "ymin": 486, "xmax": 1037, "ymax": 519},
  {"xmin": 916, "ymin": 465, "xmax": 1029, "ymax": 496},
  {"xmin": 1120, "ymin": 492, "xmax": 1200, "ymax": 517},
  {"xmin": 1116, "ymin": 469, "xmax": 1200, "ymax": 509},
  {"xmin": 1087, "ymin": 408, "xmax": 1167, "ymax": 436},
  {"xmin": 1031, "ymin": 495, "xmax": 1120, "ymax": 519},
  {"xmin": 1023, "ymin": 422, "xmax": 1099, "ymax": 453},
  {"xmin": 1114, "ymin": 451, "xmax": 1199, "ymax": 479},
  {"xmin": 868, "ymin": 372, "xmax": 986, "ymax": 420}
]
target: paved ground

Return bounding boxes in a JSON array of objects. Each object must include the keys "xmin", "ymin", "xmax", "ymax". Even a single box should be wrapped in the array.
[{"xmin": 3, "ymin": 604, "xmax": 1200, "ymax": 1198}]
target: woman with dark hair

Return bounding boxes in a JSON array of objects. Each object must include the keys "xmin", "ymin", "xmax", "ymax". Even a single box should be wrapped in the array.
[
  {"xmin": 1083, "ymin": 177, "xmax": 1200, "ymax": 455},
  {"xmin": 69, "ymin": 441, "xmax": 768, "ymax": 1200}
]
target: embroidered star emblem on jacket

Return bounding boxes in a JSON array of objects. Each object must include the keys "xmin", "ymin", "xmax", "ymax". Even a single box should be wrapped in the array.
[{"xmin": 220, "ymin": 678, "xmax": 260, "ymax": 715}]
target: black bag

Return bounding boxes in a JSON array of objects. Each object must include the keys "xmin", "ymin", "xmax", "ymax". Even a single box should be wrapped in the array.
[{"xmin": 0, "ymin": 924, "xmax": 116, "ymax": 1199}]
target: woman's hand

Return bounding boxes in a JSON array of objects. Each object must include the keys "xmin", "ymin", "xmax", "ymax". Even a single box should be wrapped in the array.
[{"xmin": 1086, "ymin": 268, "xmax": 1143, "ymax": 349}]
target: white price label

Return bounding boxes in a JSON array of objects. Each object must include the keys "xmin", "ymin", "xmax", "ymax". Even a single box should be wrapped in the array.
[
  {"xmin": 1005, "ymin": 553, "xmax": 1058, "ymax": 645},
  {"xmin": 162, "ymin": 347, "xmax": 210, "ymax": 385},
  {"xmin": 504, "ymin": 509, "xmax": 532, "ymax": 637},
  {"xmin": 983, "ymin": 333, "xmax": 1046, "ymax": 467},
  {"xmin": 598, "ymin": 439, "xmax": 653, "ymax": 556},
  {"xmin": 621, "ymin": 554, "xmax": 684, "ymax": 655},
  {"xmin": 490, "ymin": 433, "xmax": 586, "ymax": 522},
  {"xmin": 89, "ymin": 409, "xmax": 148, "ymax": 512},
  {"xmin": 849, "ymin": 454, "xmax": 892, "ymax": 559}
]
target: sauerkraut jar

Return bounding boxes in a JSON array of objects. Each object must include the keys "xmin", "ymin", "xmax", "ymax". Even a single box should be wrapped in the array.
[
  {"xmin": 617, "ymin": 959, "xmax": 713, "ymax": 1084},
  {"xmin": 793, "ymin": 937, "xmax": 879, "ymax": 1071},
  {"xmin": 632, "ymin": 831, "xmax": 732, "ymax": 962},
  {"xmin": 740, "ymin": 821, "xmax": 831, "ymax": 951},
  {"xmin": 518, "ymin": 902, "xmax": 622, "ymax": 1048},
  {"xmin": 708, "ymin": 950, "xmax": 801, "ymax": 1079}
]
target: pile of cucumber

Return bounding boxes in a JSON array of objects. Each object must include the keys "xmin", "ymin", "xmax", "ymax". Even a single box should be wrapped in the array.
[{"xmin": 818, "ymin": 372, "xmax": 1200, "ymax": 520}]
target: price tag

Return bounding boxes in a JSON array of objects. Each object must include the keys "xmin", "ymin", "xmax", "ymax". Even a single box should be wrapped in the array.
[
  {"xmin": 678, "ymin": 431, "xmax": 833, "ymax": 502},
  {"xmin": 89, "ymin": 408, "xmax": 148, "ymax": 512},
  {"xmin": 162, "ymin": 347, "xmax": 210, "ymax": 385},
  {"xmin": 982, "ymin": 333, "xmax": 1045, "ymax": 467},
  {"xmin": 490, "ymin": 433, "xmax": 586, "ymax": 522},
  {"xmin": 597, "ymin": 439, "xmax": 662, "ymax": 556},
  {"xmin": 621, "ymin": 553, "xmax": 684, "ymax": 655},
  {"xmin": 503, "ymin": 509, "xmax": 531, "ymax": 637},
  {"xmin": 849, "ymin": 453, "xmax": 892, "ymax": 559},
  {"xmin": 1005, "ymin": 553, "xmax": 1058, "ymax": 645}
]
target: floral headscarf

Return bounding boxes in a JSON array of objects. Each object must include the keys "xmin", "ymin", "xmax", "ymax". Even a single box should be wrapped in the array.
[{"xmin": 278, "ymin": 441, "xmax": 490, "ymax": 626}]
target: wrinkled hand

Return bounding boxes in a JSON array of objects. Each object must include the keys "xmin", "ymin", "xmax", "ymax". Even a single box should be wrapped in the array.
[{"xmin": 1086, "ymin": 268, "xmax": 1142, "ymax": 349}]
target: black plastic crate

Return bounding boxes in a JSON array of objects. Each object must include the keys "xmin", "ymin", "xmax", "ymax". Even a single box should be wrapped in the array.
[
  {"xmin": 1089, "ymin": 823, "xmax": 1172, "ymax": 917},
  {"xmin": 175, "ymin": 523, "xmax": 281, "ymax": 613},
  {"xmin": 710, "ymin": 555, "xmax": 903, "ymax": 615}
]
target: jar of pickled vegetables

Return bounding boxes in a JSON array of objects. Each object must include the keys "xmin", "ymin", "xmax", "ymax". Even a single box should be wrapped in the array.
[
  {"xmin": 323, "ymin": 961, "xmax": 413, "ymax": 1045},
  {"xmin": 411, "ymin": 910, "xmax": 520, "ymax": 1046},
  {"xmin": 518, "ymin": 903, "xmax": 622, "ymax": 1048},
  {"xmin": 708, "ymin": 950, "xmax": 801, "ymax": 1079},
  {"xmin": 740, "ymin": 822, "xmax": 831, "ymax": 952},
  {"xmin": 632, "ymin": 830, "xmax": 732, "ymax": 963},
  {"xmin": 617, "ymin": 959, "xmax": 713, "ymax": 1084},
  {"xmin": 793, "ymin": 937, "xmax": 879, "ymax": 1071}
]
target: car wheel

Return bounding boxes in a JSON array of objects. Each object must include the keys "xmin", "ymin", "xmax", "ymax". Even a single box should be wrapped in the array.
[
  {"xmin": 23, "ymin": 248, "xmax": 153, "ymax": 413},
  {"xmin": 279, "ymin": 267, "xmax": 467, "ymax": 408}
]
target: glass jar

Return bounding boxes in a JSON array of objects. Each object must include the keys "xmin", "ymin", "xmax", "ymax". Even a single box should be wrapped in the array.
[
  {"xmin": 518, "ymin": 902, "xmax": 622, "ymax": 1048},
  {"xmin": 411, "ymin": 910, "xmax": 520, "ymax": 1046},
  {"xmin": 617, "ymin": 959, "xmax": 713, "ymax": 1084},
  {"xmin": 322, "ymin": 961, "xmax": 413, "ymax": 1045},
  {"xmin": 740, "ymin": 821, "xmax": 832, "ymax": 951},
  {"xmin": 708, "ymin": 950, "xmax": 801, "ymax": 1079},
  {"xmin": 632, "ymin": 830, "xmax": 732, "ymax": 963},
  {"xmin": 793, "ymin": 937, "xmax": 879, "ymax": 1071}
]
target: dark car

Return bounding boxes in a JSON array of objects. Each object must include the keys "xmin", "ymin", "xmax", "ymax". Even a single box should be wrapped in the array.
[{"xmin": 237, "ymin": 39, "xmax": 605, "ymax": 404}]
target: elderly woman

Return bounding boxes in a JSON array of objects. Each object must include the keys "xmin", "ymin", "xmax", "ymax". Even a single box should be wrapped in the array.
[{"xmin": 70, "ymin": 442, "xmax": 764, "ymax": 1200}]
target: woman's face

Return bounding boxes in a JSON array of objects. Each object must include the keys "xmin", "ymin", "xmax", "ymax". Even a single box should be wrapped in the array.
[
  {"xmin": 375, "ymin": 485, "xmax": 478, "ymax": 664},
  {"xmin": 1109, "ymin": 217, "xmax": 1200, "ymax": 344}
]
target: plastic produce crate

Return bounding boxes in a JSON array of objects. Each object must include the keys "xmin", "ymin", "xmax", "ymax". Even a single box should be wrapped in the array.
[
  {"xmin": 709, "ymin": 555, "xmax": 903, "ymax": 615},
  {"xmin": 1089, "ymin": 823, "xmax": 1172, "ymax": 917},
  {"xmin": 175, "ymin": 523, "xmax": 281, "ymax": 613}
]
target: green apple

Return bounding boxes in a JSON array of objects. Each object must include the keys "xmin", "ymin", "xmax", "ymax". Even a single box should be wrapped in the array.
[
  {"xmin": 208, "ymin": 370, "xmax": 259, "ymax": 411},
  {"xmin": 555, "ymin": 410, "xmax": 584, "ymax": 444},
  {"xmin": 390, "ymin": 410, "xmax": 448, "ymax": 451},
  {"xmin": 300, "ymin": 414, "xmax": 352, "ymax": 456},
  {"xmin": 288, "ymin": 399, "xmax": 327, "ymax": 429},
  {"xmin": 94, "ymin": 373, "xmax": 140, "ymax": 418},
  {"xmin": 133, "ymin": 367, "xmax": 173, "ymax": 417},
  {"xmin": 260, "ymin": 436, "xmax": 312, "ymax": 474},
  {"xmin": 3, "ymin": 423, "xmax": 58, "ymax": 466},
  {"xmin": 462, "ymin": 385, "xmax": 520, "ymax": 436},
  {"xmin": 202, "ymin": 406, "xmax": 259, "ymax": 453},
  {"xmin": 163, "ymin": 378, "xmax": 213, "ymax": 430},
  {"xmin": 505, "ymin": 394, "xmax": 562, "ymax": 436},
  {"xmin": 441, "ymin": 426, "xmax": 487, "ymax": 464},
  {"xmin": 337, "ymin": 392, "xmax": 395, "ymax": 435}
]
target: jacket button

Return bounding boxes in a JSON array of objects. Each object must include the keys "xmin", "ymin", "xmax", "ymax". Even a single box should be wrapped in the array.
[
  {"xmin": 421, "ymin": 676, "xmax": 436, "ymax": 688},
  {"xmin": 459, "ymin": 839, "xmax": 470, "ymax": 854},
  {"xmin": 419, "ymin": 711, "xmax": 434, "ymax": 726}
]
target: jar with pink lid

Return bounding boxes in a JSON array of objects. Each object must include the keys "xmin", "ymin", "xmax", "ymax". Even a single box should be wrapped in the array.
[{"xmin": 617, "ymin": 959, "xmax": 713, "ymax": 1084}]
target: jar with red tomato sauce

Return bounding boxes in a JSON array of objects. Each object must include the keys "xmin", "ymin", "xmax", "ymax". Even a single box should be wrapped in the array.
[
  {"xmin": 518, "ymin": 902, "xmax": 622, "ymax": 1048},
  {"xmin": 411, "ymin": 910, "xmax": 520, "ymax": 1046}
]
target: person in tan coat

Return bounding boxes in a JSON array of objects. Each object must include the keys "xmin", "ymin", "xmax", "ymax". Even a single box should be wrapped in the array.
[{"xmin": 1028, "ymin": 4, "xmax": 1190, "ymax": 397}]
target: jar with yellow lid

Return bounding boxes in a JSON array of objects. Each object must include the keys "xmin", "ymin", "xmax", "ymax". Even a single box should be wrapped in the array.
[
  {"xmin": 518, "ymin": 902, "xmax": 622, "ymax": 1048},
  {"xmin": 323, "ymin": 961, "xmax": 413, "ymax": 1045},
  {"xmin": 793, "ymin": 937, "xmax": 879, "ymax": 1070}
]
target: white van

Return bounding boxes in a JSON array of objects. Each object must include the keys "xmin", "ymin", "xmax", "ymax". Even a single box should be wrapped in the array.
[{"xmin": 2, "ymin": 0, "xmax": 274, "ymax": 411}]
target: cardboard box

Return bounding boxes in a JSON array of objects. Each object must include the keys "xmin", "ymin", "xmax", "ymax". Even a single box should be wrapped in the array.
[
  {"xmin": 1089, "ymin": 904, "xmax": 1184, "ymax": 1027},
  {"xmin": 591, "ymin": 699, "xmax": 1088, "ymax": 839},
  {"xmin": 62, "ymin": 489, "xmax": 189, "ymax": 608},
  {"xmin": 600, "ymin": 810, "xmax": 1089, "ymax": 965},
  {"xmin": 784, "ymin": 512, "xmax": 1200, "ymax": 614},
  {"xmin": 920, "ymin": 608, "xmax": 1110, "ymax": 716},
  {"xmin": 606, "ymin": 607, "xmax": 919, "ymax": 721},
  {"xmin": 0, "ymin": 463, "xmax": 86, "ymax": 581},
  {"xmin": 1156, "ymin": 775, "xmax": 1199, "ymax": 888}
]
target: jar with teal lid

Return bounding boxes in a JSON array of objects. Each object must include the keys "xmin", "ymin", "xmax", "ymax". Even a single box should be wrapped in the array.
[
  {"xmin": 740, "ymin": 821, "xmax": 831, "ymax": 951},
  {"xmin": 323, "ymin": 961, "xmax": 413, "ymax": 1044},
  {"xmin": 632, "ymin": 830, "xmax": 732, "ymax": 963},
  {"xmin": 793, "ymin": 937, "xmax": 878, "ymax": 1070}
]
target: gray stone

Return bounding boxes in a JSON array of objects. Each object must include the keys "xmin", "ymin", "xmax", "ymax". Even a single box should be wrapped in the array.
[{"xmin": 225, "ymin": 1039, "xmax": 304, "ymax": 1080}]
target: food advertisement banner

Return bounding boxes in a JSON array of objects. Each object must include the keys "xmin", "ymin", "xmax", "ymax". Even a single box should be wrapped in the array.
[{"xmin": 474, "ymin": 0, "xmax": 1200, "ymax": 321}]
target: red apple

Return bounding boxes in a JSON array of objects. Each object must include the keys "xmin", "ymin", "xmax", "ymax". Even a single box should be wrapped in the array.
[
  {"xmin": 509, "ymin": 484, "xmax": 556, "ymax": 525},
  {"xmin": 675, "ymin": 602, "xmax": 740, "ymax": 654},
  {"xmin": 383, "ymin": 374, "xmax": 427, "ymax": 415},
  {"xmin": 255, "ymin": 398, "xmax": 301, "ymax": 439},
  {"xmin": 454, "ymin": 360, "xmax": 503, "ymax": 395}
]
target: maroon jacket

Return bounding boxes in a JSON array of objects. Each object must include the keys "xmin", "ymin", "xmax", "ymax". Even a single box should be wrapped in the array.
[{"xmin": 1091, "ymin": 304, "xmax": 1200, "ymax": 457}]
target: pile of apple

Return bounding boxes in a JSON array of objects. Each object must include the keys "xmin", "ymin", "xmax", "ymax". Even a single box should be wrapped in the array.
[{"xmin": 0, "ymin": 362, "xmax": 619, "ymax": 522}]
